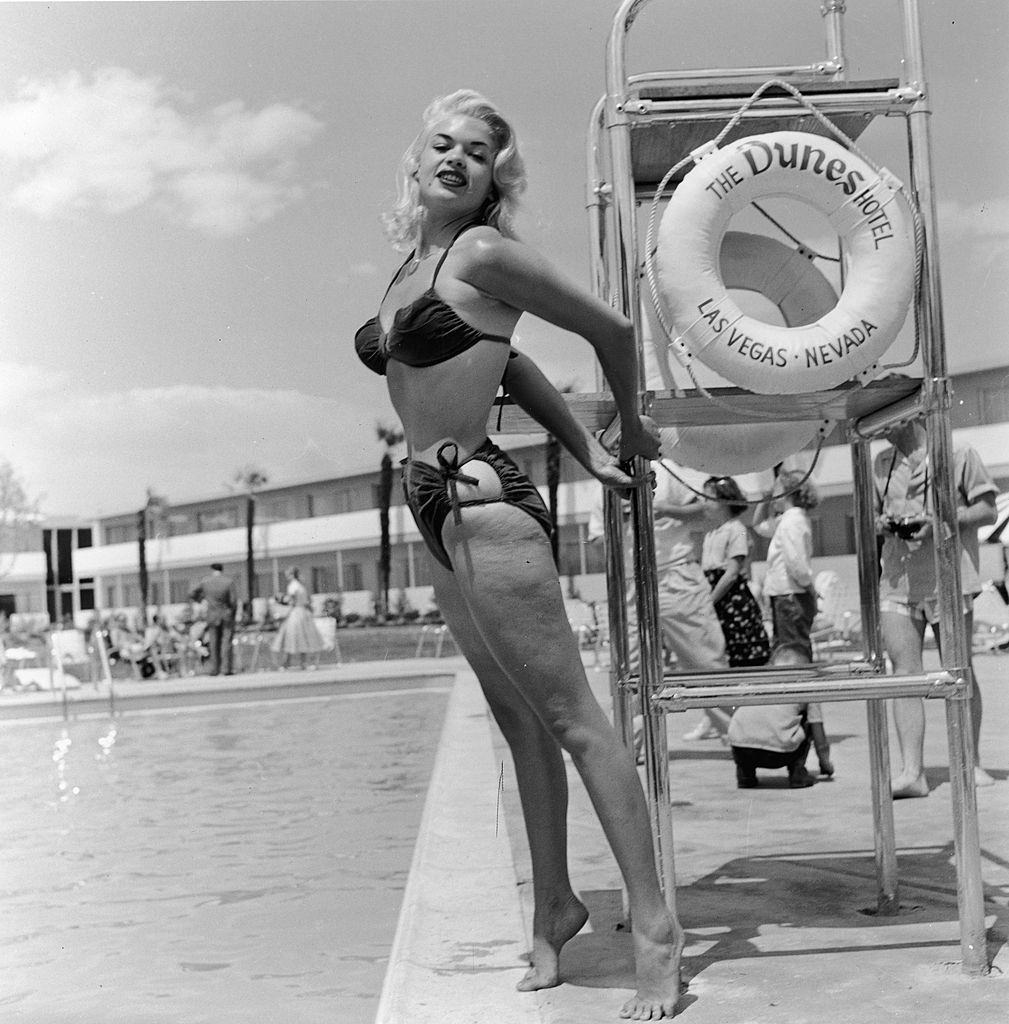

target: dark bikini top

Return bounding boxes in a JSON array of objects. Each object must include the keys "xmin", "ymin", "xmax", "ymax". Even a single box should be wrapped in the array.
[{"xmin": 355, "ymin": 223, "xmax": 511, "ymax": 376}]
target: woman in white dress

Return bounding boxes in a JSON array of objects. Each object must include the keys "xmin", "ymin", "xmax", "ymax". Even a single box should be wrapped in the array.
[{"xmin": 272, "ymin": 567, "xmax": 324, "ymax": 669}]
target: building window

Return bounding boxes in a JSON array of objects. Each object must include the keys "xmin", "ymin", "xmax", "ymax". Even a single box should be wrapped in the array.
[
  {"xmin": 104, "ymin": 524, "xmax": 132, "ymax": 544},
  {"xmin": 582, "ymin": 528, "xmax": 606, "ymax": 575},
  {"xmin": 311, "ymin": 565, "xmax": 338, "ymax": 594},
  {"xmin": 343, "ymin": 563, "xmax": 364, "ymax": 591},
  {"xmin": 56, "ymin": 529, "xmax": 74, "ymax": 585},
  {"xmin": 260, "ymin": 499, "xmax": 290, "ymax": 523},
  {"xmin": 556, "ymin": 525, "xmax": 583, "ymax": 578},
  {"xmin": 168, "ymin": 512, "xmax": 195, "ymax": 536},
  {"xmin": 77, "ymin": 528, "xmax": 93, "ymax": 549},
  {"xmin": 197, "ymin": 507, "xmax": 238, "ymax": 532},
  {"xmin": 411, "ymin": 548, "xmax": 434, "ymax": 587},
  {"xmin": 169, "ymin": 579, "xmax": 192, "ymax": 603},
  {"xmin": 980, "ymin": 385, "xmax": 1009, "ymax": 424}
]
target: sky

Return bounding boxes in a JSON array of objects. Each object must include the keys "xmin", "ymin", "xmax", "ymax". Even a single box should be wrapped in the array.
[{"xmin": 1, "ymin": 0, "xmax": 1006, "ymax": 518}]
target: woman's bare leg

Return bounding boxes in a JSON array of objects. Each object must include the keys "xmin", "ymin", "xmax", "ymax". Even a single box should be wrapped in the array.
[
  {"xmin": 431, "ymin": 561, "xmax": 588, "ymax": 990},
  {"xmin": 443, "ymin": 504, "xmax": 682, "ymax": 1019}
]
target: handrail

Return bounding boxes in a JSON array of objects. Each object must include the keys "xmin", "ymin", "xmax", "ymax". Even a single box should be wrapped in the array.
[{"xmin": 653, "ymin": 670, "xmax": 963, "ymax": 708}]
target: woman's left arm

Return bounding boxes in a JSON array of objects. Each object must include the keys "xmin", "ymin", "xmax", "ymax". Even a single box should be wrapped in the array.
[
  {"xmin": 710, "ymin": 555, "xmax": 743, "ymax": 605},
  {"xmin": 460, "ymin": 235, "xmax": 657, "ymax": 461},
  {"xmin": 503, "ymin": 349, "xmax": 641, "ymax": 490}
]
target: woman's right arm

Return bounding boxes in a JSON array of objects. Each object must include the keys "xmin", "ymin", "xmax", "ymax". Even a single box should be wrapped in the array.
[{"xmin": 751, "ymin": 495, "xmax": 777, "ymax": 538}]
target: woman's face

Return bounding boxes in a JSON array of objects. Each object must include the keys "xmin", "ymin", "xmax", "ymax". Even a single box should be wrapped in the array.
[{"xmin": 415, "ymin": 114, "xmax": 497, "ymax": 221}]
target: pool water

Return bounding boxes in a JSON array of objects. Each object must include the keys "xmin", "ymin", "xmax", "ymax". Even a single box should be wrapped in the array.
[{"xmin": 0, "ymin": 683, "xmax": 450, "ymax": 1023}]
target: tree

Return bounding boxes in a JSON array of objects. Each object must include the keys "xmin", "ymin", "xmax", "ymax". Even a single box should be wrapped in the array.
[
  {"xmin": 232, "ymin": 465, "xmax": 269, "ymax": 623},
  {"xmin": 375, "ymin": 422, "xmax": 404, "ymax": 621},
  {"xmin": 137, "ymin": 489, "xmax": 169, "ymax": 621},
  {"xmin": 0, "ymin": 460, "xmax": 41, "ymax": 582},
  {"xmin": 545, "ymin": 383, "xmax": 575, "ymax": 570}
]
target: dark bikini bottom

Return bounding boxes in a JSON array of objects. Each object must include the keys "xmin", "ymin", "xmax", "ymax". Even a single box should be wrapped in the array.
[{"xmin": 402, "ymin": 438, "xmax": 552, "ymax": 572}]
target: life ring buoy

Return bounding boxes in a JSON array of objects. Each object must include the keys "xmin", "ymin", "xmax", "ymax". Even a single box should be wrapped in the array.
[
  {"xmin": 655, "ymin": 131, "xmax": 915, "ymax": 394},
  {"xmin": 656, "ymin": 231, "xmax": 835, "ymax": 474}
]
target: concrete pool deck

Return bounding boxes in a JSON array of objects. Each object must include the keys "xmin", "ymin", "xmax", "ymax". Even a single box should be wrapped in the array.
[
  {"xmin": 376, "ymin": 651, "xmax": 1009, "ymax": 1024},
  {"xmin": 0, "ymin": 656, "xmax": 465, "ymax": 720},
  {"xmin": 3, "ymin": 650, "xmax": 1006, "ymax": 1022}
]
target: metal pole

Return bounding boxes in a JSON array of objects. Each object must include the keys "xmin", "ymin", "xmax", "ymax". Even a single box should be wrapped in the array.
[
  {"xmin": 898, "ymin": 0, "xmax": 987, "ymax": 976},
  {"xmin": 851, "ymin": 438, "xmax": 899, "ymax": 913},
  {"xmin": 93, "ymin": 625, "xmax": 116, "ymax": 718},
  {"xmin": 603, "ymin": 487, "xmax": 633, "ymax": 748},
  {"xmin": 818, "ymin": 1, "xmax": 848, "ymax": 81},
  {"xmin": 588, "ymin": 98, "xmax": 633, "ymax": 747},
  {"xmin": 605, "ymin": 0, "xmax": 677, "ymax": 910}
]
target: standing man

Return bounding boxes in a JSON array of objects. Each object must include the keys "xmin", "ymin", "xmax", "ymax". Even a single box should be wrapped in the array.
[
  {"xmin": 189, "ymin": 562, "xmax": 237, "ymax": 676},
  {"xmin": 874, "ymin": 418, "xmax": 997, "ymax": 797}
]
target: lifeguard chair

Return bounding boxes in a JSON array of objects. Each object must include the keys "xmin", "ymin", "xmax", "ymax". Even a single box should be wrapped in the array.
[{"xmin": 495, "ymin": 0, "xmax": 988, "ymax": 977}]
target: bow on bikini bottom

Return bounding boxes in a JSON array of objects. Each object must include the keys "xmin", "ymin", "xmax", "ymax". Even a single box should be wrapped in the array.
[{"xmin": 402, "ymin": 438, "xmax": 552, "ymax": 572}]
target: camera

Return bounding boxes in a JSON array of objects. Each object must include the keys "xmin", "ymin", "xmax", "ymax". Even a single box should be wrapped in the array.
[{"xmin": 886, "ymin": 516, "xmax": 925, "ymax": 540}]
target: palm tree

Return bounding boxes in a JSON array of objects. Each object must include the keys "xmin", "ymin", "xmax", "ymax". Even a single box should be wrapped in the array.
[
  {"xmin": 0, "ymin": 460, "xmax": 40, "ymax": 584},
  {"xmin": 376, "ymin": 422, "xmax": 404, "ymax": 621},
  {"xmin": 233, "ymin": 465, "xmax": 269, "ymax": 623},
  {"xmin": 137, "ymin": 489, "xmax": 168, "ymax": 622},
  {"xmin": 545, "ymin": 383, "xmax": 575, "ymax": 570}
]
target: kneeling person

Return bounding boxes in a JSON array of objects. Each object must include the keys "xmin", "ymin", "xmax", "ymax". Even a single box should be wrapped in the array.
[{"xmin": 728, "ymin": 642, "xmax": 830, "ymax": 789}]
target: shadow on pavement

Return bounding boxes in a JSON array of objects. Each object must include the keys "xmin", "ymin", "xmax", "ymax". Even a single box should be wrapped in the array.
[{"xmin": 552, "ymin": 844, "xmax": 1008, "ymax": 993}]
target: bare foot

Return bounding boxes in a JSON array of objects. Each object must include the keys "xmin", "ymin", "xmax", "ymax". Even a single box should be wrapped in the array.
[
  {"xmin": 975, "ymin": 766, "xmax": 995, "ymax": 788},
  {"xmin": 892, "ymin": 770, "xmax": 929, "ymax": 799},
  {"xmin": 516, "ymin": 894, "xmax": 589, "ymax": 992},
  {"xmin": 619, "ymin": 911, "xmax": 684, "ymax": 1020}
]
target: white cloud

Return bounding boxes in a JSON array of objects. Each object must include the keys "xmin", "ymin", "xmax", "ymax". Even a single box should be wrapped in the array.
[
  {"xmin": 937, "ymin": 196, "xmax": 1009, "ymax": 269},
  {"xmin": 1, "ymin": 362, "xmax": 392, "ymax": 518},
  {"xmin": 0, "ymin": 67, "xmax": 323, "ymax": 235},
  {"xmin": 938, "ymin": 196, "xmax": 1009, "ymax": 239}
]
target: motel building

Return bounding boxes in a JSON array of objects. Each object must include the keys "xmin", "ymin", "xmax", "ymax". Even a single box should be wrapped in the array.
[{"xmin": 3, "ymin": 368, "xmax": 1008, "ymax": 632}]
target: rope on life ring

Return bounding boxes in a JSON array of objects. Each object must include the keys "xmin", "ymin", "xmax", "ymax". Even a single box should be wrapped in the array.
[
  {"xmin": 653, "ymin": 130, "xmax": 916, "ymax": 395},
  {"xmin": 656, "ymin": 231, "xmax": 835, "ymax": 475}
]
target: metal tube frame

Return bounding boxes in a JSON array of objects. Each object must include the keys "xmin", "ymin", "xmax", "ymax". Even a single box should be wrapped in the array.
[
  {"xmin": 851, "ymin": 437, "xmax": 900, "ymax": 913},
  {"xmin": 602, "ymin": 0, "xmax": 678, "ymax": 912},
  {"xmin": 591, "ymin": 0, "xmax": 988, "ymax": 974},
  {"xmin": 897, "ymin": 0, "xmax": 987, "ymax": 976},
  {"xmin": 655, "ymin": 670, "xmax": 961, "ymax": 707}
]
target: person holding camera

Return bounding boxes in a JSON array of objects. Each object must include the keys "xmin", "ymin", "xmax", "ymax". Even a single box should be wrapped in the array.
[{"xmin": 874, "ymin": 417, "xmax": 997, "ymax": 798}]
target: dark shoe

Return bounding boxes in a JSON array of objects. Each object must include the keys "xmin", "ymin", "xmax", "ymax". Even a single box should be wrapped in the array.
[
  {"xmin": 737, "ymin": 778, "xmax": 758, "ymax": 789},
  {"xmin": 788, "ymin": 767, "xmax": 816, "ymax": 788}
]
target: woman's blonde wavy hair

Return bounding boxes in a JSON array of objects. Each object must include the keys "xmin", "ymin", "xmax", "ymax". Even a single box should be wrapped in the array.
[{"xmin": 382, "ymin": 90, "xmax": 526, "ymax": 250}]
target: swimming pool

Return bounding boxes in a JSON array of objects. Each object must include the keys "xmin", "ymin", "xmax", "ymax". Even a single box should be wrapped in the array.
[{"xmin": 0, "ymin": 681, "xmax": 451, "ymax": 1023}]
